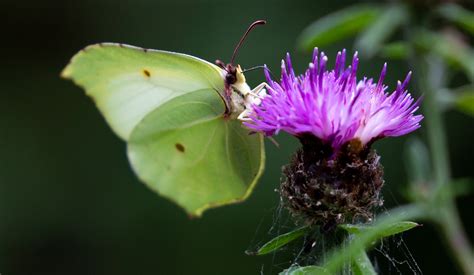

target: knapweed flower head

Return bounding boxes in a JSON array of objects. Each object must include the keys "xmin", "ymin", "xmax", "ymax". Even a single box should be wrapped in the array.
[
  {"xmin": 245, "ymin": 49, "xmax": 423, "ymax": 152},
  {"xmin": 246, "ymin": 49, "xmax": 423, "ymax": 229}
]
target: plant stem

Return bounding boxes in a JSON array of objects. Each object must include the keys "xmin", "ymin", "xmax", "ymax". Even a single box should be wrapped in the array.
[
  {"xmin": 437, "ymin": 205, "xmax": 474, "ymax": 274},
  {"xmin": 419, "ymin": 56, "xmax": 451, "ymax": 186},
  {"xmin": 352, "ymin": 247, "xmax": 377, "ymax": 275},
  {"xmin": 415, "ymin": 55, "xmax": 474, "ymax": 275}
]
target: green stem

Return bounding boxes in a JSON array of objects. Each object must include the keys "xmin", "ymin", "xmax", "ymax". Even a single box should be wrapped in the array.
[
  {"xmin": 437, "ymin": 206, "xmax": 474, "ymax": 274},
  {"xmin": 352, "ymin": 247, "xmax": 377, "ymax": 275},
  {"xmin": 415, "ymin": 55, "xmax": 474, "ymax": 275},
  {"xmin": 419, "ymin": 56, "xmax": 451, "ymax": 186}
]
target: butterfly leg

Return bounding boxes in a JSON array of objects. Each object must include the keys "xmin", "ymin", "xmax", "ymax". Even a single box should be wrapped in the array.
[
  {"xmin": 248, "ymin": 82, "xmax": 270, "ymax": 99},
  {"xmin": 237, "ymin": 109, "xmax": 251, "ymax": 121},
  {"xmin": 238, "ymin": 82, "xmax": 270, "ymax": 121}
]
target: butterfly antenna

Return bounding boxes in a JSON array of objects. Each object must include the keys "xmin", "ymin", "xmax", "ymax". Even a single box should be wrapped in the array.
[
  {"xmin": 242, "ymin": 65, "xmax": 266, "ymax": 73},
  {"xmin": 243, "ymin": 65, "xmax": 278, "ymax": 80},
  {"xmin": 230, "ymin": 20, "xmax": 266, "ymax": 65}
]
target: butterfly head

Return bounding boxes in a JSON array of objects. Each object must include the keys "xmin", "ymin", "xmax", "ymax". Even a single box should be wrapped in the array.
[
  {"xmin": 216, "ymin": 60, "xmax": 251, "ymax": 95},
  {"xmin": 216, "ymin": 60, "xmax": 237, "ymax": 85}
]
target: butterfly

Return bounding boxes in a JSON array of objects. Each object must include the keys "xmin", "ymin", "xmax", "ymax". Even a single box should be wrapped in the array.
[{"xmin": 61, "ymin": 20, "xmax": 268, "ymax": 217}]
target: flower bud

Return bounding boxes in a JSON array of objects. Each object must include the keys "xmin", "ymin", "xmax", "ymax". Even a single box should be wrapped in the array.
[{"xmin": 282, "ymin": 135, "xmax": 384, "ymax": 229}]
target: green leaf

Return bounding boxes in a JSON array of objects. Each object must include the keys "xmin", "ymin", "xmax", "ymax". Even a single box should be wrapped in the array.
[
  {"xmin": 127, "ymin": 89, "xmax": 265, "ymax": 216},
  {"xmin": 436, "ymin": 85, "xmax": 474, "ymax": 116},
  {"xmin": 352, "ymin": 249, "xmax": 377, "ymax": 275},
  {"xmin": 355, "ymin": 4, "xmax": 409, "ymax": 58},
  {"xmin": 434, "ymin": 178, "xmax": 474, "ymax": 202},
  {"xmin": 436, "ymin": 88, "xmax": 457, "ymax": 111},
  {"xmin": 455, "ymin": 85, "xmax": 474, "ymax": 116},
  {"xmin": 340, "ymin": 221, "xmax": 419, "ymax": 238},
  {"xmin": 280, "ymin": 265, "xmax": 330, "ymax": 275},
  {"xmin": 250, "ymin": 226, "xmax": 310, "ymax": 255},
  {"xmin": 448, "ymin": 179, "xmax": 474, "ymax": 198},
  {"xmin": 405, "ymin": 138, "xmax": 432, "ymax": 184},
  {"xmin": 438, "ymin": 3, "xmax": 474, "ymax": 35},
  {"xmin": 404, "ymin": 138, "xmax": 433, "ymax": 201},
  {"xmin": 297, "ymin": 5, "xmax": 381, "ymax": 51},
  {"xmin": 415, "ymin": 30, "xmax": 474, "ymax": 81},
  {"xmin": 380, "ymin": 41, "xmax": 410, "ymax": 60},
  {"xmin": 323, "ymin": 204, "xmax": 425, "ymax": 273}
]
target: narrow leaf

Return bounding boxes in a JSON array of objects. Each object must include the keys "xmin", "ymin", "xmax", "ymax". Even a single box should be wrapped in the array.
[
  {"xmin": 436, "ymin": 88, "xmax": 457, "ymax": 111},
  {"xmin": 434, "ymin": 178, "xmax": 474, "ymax": 201},
  {"xmin": 455, "ymin": 85, "xmax": 474, "ymax": 116},
  {"xmin": 405, "ymin": 138, "xmax": 432, "ymax": 185},
  {"xmin": 340, "ymin": 221, "xmax": 419, "ymax": 238},
  {"xmin": 298, "ymin": 5, "xmax": 381, "ymax": 51},
  {"xmin": 380, "ymin": 41, "xmax": 410, "ymax": 60},
  {"xmin": 449, "ymin": 179, "xmax": 474, "ymax": 198},
  {"xmin": 416, "ymin": 30, "xmax": 474, "ymax": 81},
  {"xmin": 355, "ymin": 4, "xmax": 409, "ymax": 58},
  {"xmin": 438, "ymin": 3, "xmax": 474, "ymax": 35},
  {"xmin": 251, "ymin": 226, "xmax": 310, "ymax": 255},
  {"xmin": 404, "ymin": 138, "xmax": 433, "ymax": 202},
  {"xmin": 280, "ymin": 265, "xmax": 330, "ymax": 275}
]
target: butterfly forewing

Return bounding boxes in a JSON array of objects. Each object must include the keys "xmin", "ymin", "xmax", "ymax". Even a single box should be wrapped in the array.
[{"xmin": 61, "ymin": 43, "xmax": 225, "ymax": 140}]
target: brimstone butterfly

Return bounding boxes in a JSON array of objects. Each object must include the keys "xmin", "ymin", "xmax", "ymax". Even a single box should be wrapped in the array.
[{"xmin": 61, "ymin": 21, "xmax": 268, "ymax": 217}]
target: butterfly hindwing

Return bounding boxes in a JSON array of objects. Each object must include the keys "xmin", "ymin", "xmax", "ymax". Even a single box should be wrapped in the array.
[{"xmin": 127, "ymin": 89, "xmax": 264, "ymax": 216}]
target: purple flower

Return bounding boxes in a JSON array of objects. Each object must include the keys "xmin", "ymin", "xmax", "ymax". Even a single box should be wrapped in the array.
[{"xmin": 245, "ymin": 48, "xmax": 423, "ymax": 151}]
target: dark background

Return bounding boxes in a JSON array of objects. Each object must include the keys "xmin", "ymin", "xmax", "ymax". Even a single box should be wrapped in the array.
[{"xmin": 1, "ymin": 0, "xmax": 473, "ymax": 274}]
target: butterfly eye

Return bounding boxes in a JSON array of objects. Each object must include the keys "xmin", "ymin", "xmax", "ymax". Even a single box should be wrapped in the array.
[{"xmin": 225, "ymin": 73, "xmax": 237, "ymax": 84}]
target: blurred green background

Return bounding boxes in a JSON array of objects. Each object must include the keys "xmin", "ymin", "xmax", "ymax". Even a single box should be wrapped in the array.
[{"xmin": 1, "ymin": 0, "xmax": 473, "ymax": 274}]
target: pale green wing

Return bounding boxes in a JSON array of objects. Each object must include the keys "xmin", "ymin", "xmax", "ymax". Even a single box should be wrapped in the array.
[
  {"xmin": 127, "ymin": 89, "xmax": 265, "ymax": 216},
  {"xmin": 61, "ymin": 43, "xmax": 225, "ymax": 140}
]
